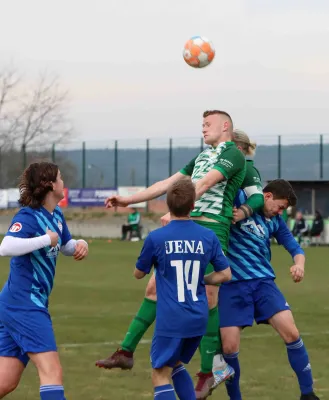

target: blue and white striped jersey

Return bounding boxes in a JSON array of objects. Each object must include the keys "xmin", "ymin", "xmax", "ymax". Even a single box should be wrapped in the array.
[
  {"xmin": 0, "ymin": 206, "xmax": 71, "ymax": 308},
  {"xmin": 227, "ymin": 190, "xmax": 304, "ymax": 282}
]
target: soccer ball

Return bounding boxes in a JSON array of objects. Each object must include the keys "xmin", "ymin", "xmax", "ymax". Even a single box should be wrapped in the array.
[{"xmin": 183, "ymin": 36, "xmax": 215, "ymax": 68}]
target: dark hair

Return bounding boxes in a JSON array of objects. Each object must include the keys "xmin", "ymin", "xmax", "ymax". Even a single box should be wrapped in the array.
[
  {"xmin": 263, "ymin": 179, "xmax": 297, "ymax": 207},
  {"xmin": 166, "ymin": 178, "xmax": 195, "ymax": 217},
  {"xmin": 203, "ymin": 110, "xmax": 233, "ymax": 126},
  {"xmin": 19, "ymin": 162, "xmax": 59, "ymax": 208}
]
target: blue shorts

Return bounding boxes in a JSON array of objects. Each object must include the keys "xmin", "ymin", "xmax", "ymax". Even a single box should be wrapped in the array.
[
  {"xmin": 0, "ymin": 302, "xmax": 57, "ymax": 366},
  {"xmin": 219, "ymin": 278, "xmax": 290, "ymax": 328},
  {"xmin": 151, "ymin": 335, "xmax": 202, "ymax": 369}
]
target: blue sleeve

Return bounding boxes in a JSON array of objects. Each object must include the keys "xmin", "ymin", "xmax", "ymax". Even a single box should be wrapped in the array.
[
  {"xmin": 210, "ymin": 233, "xmax": 230, "ymax": 272},
  {"xmin": 61, "ymin": 216, "xmax": 72, "ymax": 246},
  {"xmin": 135, "ymin": 235, "xmax": 156, "ymax": 274},
  {"xmin": 6, "ymin": 210, "xmax": 38, "ymax": 238},
  {"xmin": 274, "ymin": 217, "xmax": 305, "ymax": 258}
]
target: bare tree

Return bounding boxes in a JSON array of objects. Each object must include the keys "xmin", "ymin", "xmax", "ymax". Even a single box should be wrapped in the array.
[
  {"xmin": 17, "ymin": 72, "xmax": 73, "ymax": 150},
  {"xmin": 0, "ymin": 66, "xmax": 21, "ymax": 150},
  {"xmin": 0, "ymin": 65, "xmax": 73, "ymax": 187}
]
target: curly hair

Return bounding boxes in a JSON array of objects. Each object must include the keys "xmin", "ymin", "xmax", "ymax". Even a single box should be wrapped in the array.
[{"xmin": 18, "ymin": 162, "xmax": 59, "ymax": 209}]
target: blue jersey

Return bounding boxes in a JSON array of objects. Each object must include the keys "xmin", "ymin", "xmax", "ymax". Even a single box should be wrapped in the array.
[
  {"xmin": 0, "ymin": 206, "xmax": 71, "ymax": 308},
  {"xmin": 227, "ymin": 190, "xmax": 304, "ymax": 282},
  {"xmin": 136, "ymin": 220, "xmax": 229, "ymax": 338}
]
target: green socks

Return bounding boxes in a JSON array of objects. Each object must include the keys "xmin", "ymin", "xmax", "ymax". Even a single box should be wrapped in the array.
[
  {"xmin": 200, "ymin": 306, "xmax": 221, "ymax": 373},
  {"xmin": 121, "ymin": 298, "xmax": 157, "ymax": 352}
]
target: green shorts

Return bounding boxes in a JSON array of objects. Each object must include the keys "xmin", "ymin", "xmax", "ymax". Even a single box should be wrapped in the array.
[{"xmin": 193, "ymin": 219, "xmax": 230, "ymax": 275}]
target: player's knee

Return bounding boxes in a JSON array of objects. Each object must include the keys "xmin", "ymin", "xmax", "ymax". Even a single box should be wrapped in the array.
[
  {"xmin": 39, "ymin": 363, "xmax": 63, "ymax": 384},
  {"xmin": 283, "ymin": 325, "xmax": 300, "ymax": 344},
  {"xmin": 0, "ymin": 380, "xmax": 19, "ymax": 396},
  {"xmin": 222, "ymin": 339, "xmax": 239, "ymax": 355}
]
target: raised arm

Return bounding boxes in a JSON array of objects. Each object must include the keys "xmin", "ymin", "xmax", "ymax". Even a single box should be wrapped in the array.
[{"xmin": 105, "ymin": 171, "xmax": 185, "ymax": 208}]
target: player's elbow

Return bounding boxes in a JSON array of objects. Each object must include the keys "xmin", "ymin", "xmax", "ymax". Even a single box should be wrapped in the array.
[
  {"xmin": 222, "ymin": 267, "xmax": 232, "ymax": 283},
  {"xmin": 134, "ymin": 268, "xmax": 146, "ymax": 279}
]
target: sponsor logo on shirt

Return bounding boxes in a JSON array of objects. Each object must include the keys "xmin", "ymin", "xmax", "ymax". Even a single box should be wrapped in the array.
[
  {"xmin": 46, "ymin": 244, "xmax": 60, "ymax": 258},
  {"xmin": 58, "ymin": 221, "xmax": 63, "ymax": 233},
  {"xmin": 9, "ymin": 222, "xmax": 22, "ymax": 233}
]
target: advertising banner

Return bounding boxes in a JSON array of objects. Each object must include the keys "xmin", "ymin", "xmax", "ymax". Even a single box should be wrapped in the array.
[
  {"xmin": 68, "ymin": 188, "xmax": 117, "ymax": 207},
  {"xmin": 118, "ymin": 187, "xmax": 147, "ymax": 208}
]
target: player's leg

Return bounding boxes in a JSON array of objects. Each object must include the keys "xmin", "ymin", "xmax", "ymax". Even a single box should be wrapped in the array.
[
  {"xmin": 96, "ymin": 272, "xmax": 157, "ymax": 369},
  {"xmin": 0, "ymin": 357, "xmax": 25, "ymax": 398},
  {"xmin": 195, "ymin": 269, "xmax": 220, "ymax": 399},
  {"xmin": 254, "ymin": 279, "xmax": 318, "ymax": 400},
  {"xmin": 29, "ymin": 351, "xmax": 66, "ymax": 400},
  {"xmin": 151, "ymin": 336, "xmax": 181, "ymax": 400},
  {"xmin": 0, "ymin": 306, "xmax": 67, "ymax": 400},
  {"xmin": 219, "ymin": 328, "xmax": 242, "ymax": 400},
  {"xmin": 212, "ymin": 281, "xmax": 254, "ymax": 399},
  {"xmin": 172, "ymin": 337, "xmax": 202, "ymax": 400},
  {"xmin": 0, "ymin": 321, "xmax": 28, "ymax": 397},
  {"xmin": 196, "ymin": 220, "xmax": 234, "ymax": 394},
  {"xmin": 152, "ymin": 367, "xmax": 176, "ymax": 400},
  {"xmin": 269, "ymin": 311, "xmax": 318, "ymax": 400}
]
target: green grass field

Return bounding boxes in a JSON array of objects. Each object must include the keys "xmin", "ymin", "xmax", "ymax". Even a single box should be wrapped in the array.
[{"xmin": 2, "ymin": 241, "xmax": 328, "ymax": 399}]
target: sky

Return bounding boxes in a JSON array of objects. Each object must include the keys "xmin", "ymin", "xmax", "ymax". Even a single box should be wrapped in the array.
[{"xmin": 1, "ymin": 0, "xmax": 329, "ymax": 147}]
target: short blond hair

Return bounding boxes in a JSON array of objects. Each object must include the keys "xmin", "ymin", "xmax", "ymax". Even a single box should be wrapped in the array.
[{"xmin": 233, "ymin": 129, "xmax": 257, "ymax": 157}]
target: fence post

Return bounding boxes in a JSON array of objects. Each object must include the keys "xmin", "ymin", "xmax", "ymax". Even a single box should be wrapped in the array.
[
  {"xmin": 169, "ymin": 138, "xmax": 173, "ymax": 177},
  {"xmin": 277, "ymin": 135, "xmax": 281, "ymax": 178},
  {"xmin": 82, "ymin": 141, "xmax": 86, "ymax": 188},
  {"xmin": 320, "ymin": 134, "xmax": 323, "ymax": 179},
  {"xmin": 22, "ymin": 143, "xmax": 27, "ymax": 170},
  {"xmin": 52, "ymin": 143, "xmax": 56, "ymax": 163},
  {"xmin": 146, "ymin": 139, "xmax": 150, "ymax": 212},
  {"xmin": 114, "ymin": 140, "xmax": 118, "ymax": 189}
]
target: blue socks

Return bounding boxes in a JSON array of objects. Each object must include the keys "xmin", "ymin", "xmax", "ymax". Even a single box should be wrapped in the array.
[
  {"xmin": 154, "ymin": 384, "xmax": 176, "ymax": 399},
  {"xmin": 172, "ymin": 364, "xmax": 196, "ymax": 400},
  {"xmin": 40, "ymin": 385, "xmax": 66, "ymax": 400},
  {"xmin": 224, "ymin": 352, "xmax": 242, "ymax": 400},
  {"xmin": 286, "ymin": 338, "xmax": 314, "ymax": 395}
]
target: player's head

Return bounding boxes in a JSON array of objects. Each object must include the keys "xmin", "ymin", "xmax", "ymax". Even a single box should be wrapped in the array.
[
  {"xmin": 233, "ymin": 129, "xmax": 257, "ymax": 157},
  {"xmin": 263, "ymin": 179, "xmax": 297, "ymax": 218},
  {"xmin": 18, "ymin": 162, "xmax": 64, "ymax": 209},
  {"xmin": 202, "ymin": 110, "xmax": 233, "ymax": 147},
  {"xmin": 166, "ymin": 178, "xmax": 195, "ymax": 218}
]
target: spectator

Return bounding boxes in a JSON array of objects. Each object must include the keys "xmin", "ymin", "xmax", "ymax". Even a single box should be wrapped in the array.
[
  {"xmin": 121, "ymin": 208, "xmax": 142, "ymax": 241},
  {"xmin": 292, "ymin": 211, "xmax": 309, "ymax": 244},
  {"xmin": 310, "ymin": 210, "xmax": 324, "ymax": 238}
]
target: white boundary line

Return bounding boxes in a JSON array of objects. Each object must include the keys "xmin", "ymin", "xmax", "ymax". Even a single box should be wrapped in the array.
[{"xmin": 58, "ymin": 330, "xmax": 329, "ymax": 349}]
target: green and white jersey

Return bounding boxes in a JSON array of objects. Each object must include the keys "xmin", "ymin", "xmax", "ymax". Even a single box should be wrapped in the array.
[
  {"xmin": 180, "ymin": 141, "xmax": 246, "ymax": 224},
  {"xmin": 240, "ymin": 160, "xmax": 264, "ymax": 212}
]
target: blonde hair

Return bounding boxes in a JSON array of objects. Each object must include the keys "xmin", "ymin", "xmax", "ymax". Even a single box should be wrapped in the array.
[{"xmin": 233, "ymin": 129, "xmax": 257, "ymax": 157}]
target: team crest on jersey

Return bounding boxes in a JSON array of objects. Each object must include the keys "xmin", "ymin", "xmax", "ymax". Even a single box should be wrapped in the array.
[
  {"xmin": 9, "ymin": 222, "xmax": 22, "ymax": 233},
  {"xmin": 240, "ymin": 220, "xmax": 266, "ymax": 239},
  {"xmin": 58, "ymin": 221, "xmax": 63, "ymax": 233}
]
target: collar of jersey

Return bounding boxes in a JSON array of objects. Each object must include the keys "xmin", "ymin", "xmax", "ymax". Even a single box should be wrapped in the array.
[{"xmin": 211, "ymin": 141, "xmax": 234, "ymax": 150}]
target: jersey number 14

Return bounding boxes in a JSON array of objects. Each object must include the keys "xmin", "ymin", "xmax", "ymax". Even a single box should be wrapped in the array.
[{"xmin": 171, "ymin": 260, "xmax": 200, "ymax": 302}]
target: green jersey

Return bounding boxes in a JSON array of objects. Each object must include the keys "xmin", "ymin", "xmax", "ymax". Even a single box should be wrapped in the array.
[
  {"xmin": 240, "ymin": 160, "xmax": 264, "ymax": 212},
  {"xmin": 180, "ymin": 141, "xmax": 246, "ymax": 224},
  {"xmin": 128, "ymin": 212, "xmax": 140, "ymax": 226}
]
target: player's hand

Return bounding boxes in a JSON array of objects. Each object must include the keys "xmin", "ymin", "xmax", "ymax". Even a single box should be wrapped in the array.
[
  {"xmin": 160, "ymin": 212, "xmax": 171, "ymax": 226},
  {"xmin": 290, "ymin": 264, "xmax": 304, "ymax": 283},
  {"xmin": 104, "ymin": 195, "xmax": 130, "ymax": 208},
  {"xmin": 232, "ymin": 207, "xmax": 239, "ymax": 224},
  {"xmin": 46, "ymin": 229, "xmax": 59, "ymax": 248},
  {"xmin": 73, "ymin": 240, "xmax": 89, "ymax": 261}
]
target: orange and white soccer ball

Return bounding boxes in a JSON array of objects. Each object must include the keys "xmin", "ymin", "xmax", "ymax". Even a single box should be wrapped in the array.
[{"xmin": 183, "ymin": 36, "xmax": 215, "ymax": 68}]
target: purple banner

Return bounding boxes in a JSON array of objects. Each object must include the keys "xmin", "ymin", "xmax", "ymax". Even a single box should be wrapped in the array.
[{"xmin": 68, "ymin": 188, "xmax": 117, "ymax": 207}]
